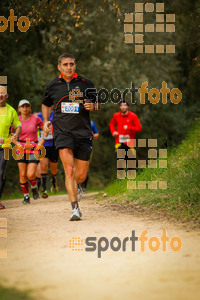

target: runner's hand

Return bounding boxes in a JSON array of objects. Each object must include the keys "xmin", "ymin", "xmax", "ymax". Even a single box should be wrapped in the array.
[
  {"xmin": 44, "ymin": 121, "xmax": 52, "ymax": 133},
  {"xmin": 83, "ymin": 102, "xmax": 94, "ymax": 111},
  {"xmin": 11, "ymin": 133, "xmax": 19, "ymax": 143},
  {"xmin": 113, "ymin": 131, "xmax": 119, "ymax": 137}
]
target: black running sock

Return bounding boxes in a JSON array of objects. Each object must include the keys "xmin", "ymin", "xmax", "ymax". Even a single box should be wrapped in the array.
[
  {"xmin": 81, "ymin": 173, "xmax": 89, "ymax": 189},
  {"xmin": 37, "ymin": 177, "xmax": 41, "ymax": 190},
  {"xmin": 71, "ymin": 201, "xmax": 79, "ymax": 209},
  {"xmin": 51, "ymin": 174, "xmax": 57, "ymax": 184},
  {"xmin": 41, "ymin": 173, "xmax": 47, "ymax": 190}
]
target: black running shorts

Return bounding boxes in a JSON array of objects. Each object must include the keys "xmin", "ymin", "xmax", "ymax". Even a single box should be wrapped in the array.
[
  {"xmin": 44, "ymin": 146, "xmax": 59, "ymax": 163},
  {"xmin": 55, "ymin": 133, "xmax": 93, "ymax": 161},
  {"xmin": 17, "ymin": 152, "xmax": 39, "ymax": 164}
]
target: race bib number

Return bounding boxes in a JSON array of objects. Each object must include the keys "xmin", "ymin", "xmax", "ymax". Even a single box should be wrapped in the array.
[
  {"xmin": 61, "ymin": 102, "xmax": 79, "ymax": 114},
  {"xmin": 119, "ymin": 135, "xmax": 130, "ymax": 143}
]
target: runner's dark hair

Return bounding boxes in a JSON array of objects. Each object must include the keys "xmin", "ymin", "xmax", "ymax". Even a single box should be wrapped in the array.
[
  {"xmin": 58, "ymin": 53, "xmax": 76, "ymax": 65},
  {"xmin": 119, "ymin": 99, "xmax": 129, "ymax": 106}
]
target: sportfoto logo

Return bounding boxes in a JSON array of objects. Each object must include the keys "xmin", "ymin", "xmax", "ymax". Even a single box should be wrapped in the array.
[
  {"xmin": 0, "ymin": 138, "xmax": 46, "ymax": 161},
  {"xmin": 0, "ymin": 9, "xmax": 30, "ymax": 32},
  {"xmin": 69, "ymin": 230, "xmax": 182, "ymax": 258},
  {"xmin": 86, "ymin": 81, "xmax": 182, "ymax": 105}
]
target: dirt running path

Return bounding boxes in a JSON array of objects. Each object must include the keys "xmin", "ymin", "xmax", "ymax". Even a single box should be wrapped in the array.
[{"xmin": 0, "ymin": 194, "xmax": 200, "ymax": 300}]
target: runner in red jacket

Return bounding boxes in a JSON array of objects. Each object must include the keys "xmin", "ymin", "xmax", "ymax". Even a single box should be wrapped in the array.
[{"xmin": 109, "ymin": 100, "xmax": 142, "ymax": 150}]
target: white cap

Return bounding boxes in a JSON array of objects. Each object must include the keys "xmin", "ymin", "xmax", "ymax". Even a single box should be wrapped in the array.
[{"xmin": 18, "ymin": 99, "xmax": 31, "ymax": 107}]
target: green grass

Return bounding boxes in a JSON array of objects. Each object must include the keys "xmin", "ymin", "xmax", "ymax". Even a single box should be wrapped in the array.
[
  {"xmin": 0, "ymin": 285, "xmax": 34, "ymax": 300},
  {"xmin": 105, "ymin": 120, "xmax": 200, "ymax": 222}
]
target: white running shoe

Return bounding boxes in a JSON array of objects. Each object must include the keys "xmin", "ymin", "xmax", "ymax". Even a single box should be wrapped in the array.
[{"xmin": 70, "ymin": 207, "xmax": 82, "ymax": 221}]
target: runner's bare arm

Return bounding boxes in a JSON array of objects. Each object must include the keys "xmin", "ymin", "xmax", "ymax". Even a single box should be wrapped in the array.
[
  {"xmin": 42, "ymin": 104, "xmax": 51, "ymax": 123},
  {"xmin": 36, "ymin": 128, "xmax": 51, "ymax": 148},
  {"xmin": 11, "ymin": 125, "xmax": 22, "ymax": 143},
  {"xmin": 42, "ymin": 104, "xmax": 52, "ymax": 133}
]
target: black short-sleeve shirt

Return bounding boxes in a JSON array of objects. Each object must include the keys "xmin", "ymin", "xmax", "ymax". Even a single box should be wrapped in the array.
[{"xmin": 42, "ymin": 73, "xmax": 97, "ymax": 139}]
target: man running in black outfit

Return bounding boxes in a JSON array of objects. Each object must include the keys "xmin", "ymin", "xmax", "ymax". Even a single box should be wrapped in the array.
[{"xmin": 42, "ymin": 53, "xmax": 100, "ymax": 221}]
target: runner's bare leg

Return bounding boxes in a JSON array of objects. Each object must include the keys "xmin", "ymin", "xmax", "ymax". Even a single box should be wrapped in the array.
[
  {"xmin": 50, "ymin": 161, "xmax": 58, "ymax": 176},
  {"xmin": 18, "ymin": 163, "xmax": 28, "ymax": 183},
  {"xmin": 27, "ymin": 163, "xmax": 38, "ymax": 181},
  {"xmin": 40, "ymin": 158, "xmax": 49, "ymax": 173},
  {"xmin": 59, "ymin": 148, "xmax": 77, "ymax": 203},
  {"xmin": 74, "ymin": 159, "xmax": 89, "ymax": 184}
]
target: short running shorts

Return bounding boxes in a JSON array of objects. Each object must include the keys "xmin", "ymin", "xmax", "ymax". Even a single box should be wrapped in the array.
[
  {"xmin": 54, "ymin": 133, "xmax": 93, "ymax": 161},
  {"xmin": 44, "ymin": 146, "xmax": 59, "ymax": 163}
]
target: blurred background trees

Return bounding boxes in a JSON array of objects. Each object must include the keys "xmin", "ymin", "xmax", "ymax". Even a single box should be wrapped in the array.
[{"xmin": 0, "ymin": 0, "xmax": 199, "ymax": 192}]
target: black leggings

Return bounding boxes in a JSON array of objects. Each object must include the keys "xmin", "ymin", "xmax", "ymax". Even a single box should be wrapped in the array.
[{"xmin": 0, "ymin": 149, "xmax": 7, "ymax": 198}]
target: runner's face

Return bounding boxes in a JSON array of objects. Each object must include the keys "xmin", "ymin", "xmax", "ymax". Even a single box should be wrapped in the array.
[
  {"xmin": 58, "ymin": 57, "xmax": 76, "ymax": 80},
  {"xmin": 120, "ymin": 103, "xmax": 128, "ymax": 114},
  {"xmin": 19, "ymin": 104, "xmax": 31, "ymax": 115},
  {"xmin": 0, "ymin": 86, "xmax": 8, "ymax": 104}
]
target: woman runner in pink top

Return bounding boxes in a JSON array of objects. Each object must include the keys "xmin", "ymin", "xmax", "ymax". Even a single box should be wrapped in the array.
[{"xmin": 17, "ymin": 99, "xmax": 43, "ymax": 204}]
